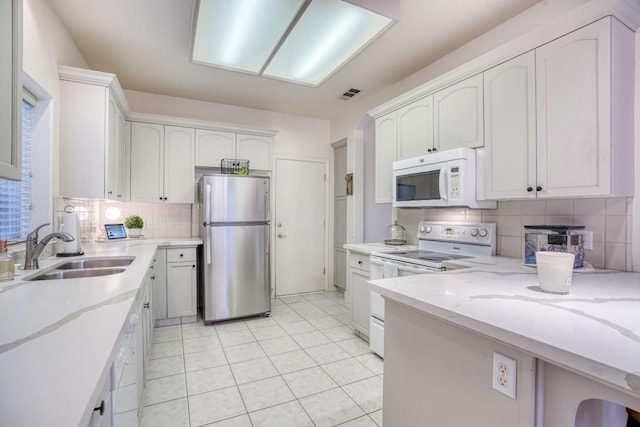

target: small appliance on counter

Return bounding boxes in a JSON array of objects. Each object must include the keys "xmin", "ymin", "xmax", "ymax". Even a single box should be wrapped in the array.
[
  {"xmin": 524, "ymin": 225, "xmax": 585, "ymax": 268},
  {"xmin": 57, "ymin": 210, "xmax": 83, "ymax": 257},
  {"xmin": 384, "ymin": 220, "xmax": 407, "ymax": 245}
]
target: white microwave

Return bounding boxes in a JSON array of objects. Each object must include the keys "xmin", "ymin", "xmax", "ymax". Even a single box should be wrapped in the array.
[{"xmin": 392, "ymin": 148, "xmax": 496, "ymax": 209}]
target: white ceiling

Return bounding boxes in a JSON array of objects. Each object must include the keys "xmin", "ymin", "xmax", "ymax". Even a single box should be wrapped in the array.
[{"xmin": 47, "ymin": 0, "xmax": 541, "ymax": 120}]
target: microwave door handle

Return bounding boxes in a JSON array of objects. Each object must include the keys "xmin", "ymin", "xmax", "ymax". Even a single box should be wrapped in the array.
[{"xmin": 439, "ymin": 168, "xmax": 448, "ymax": 201}]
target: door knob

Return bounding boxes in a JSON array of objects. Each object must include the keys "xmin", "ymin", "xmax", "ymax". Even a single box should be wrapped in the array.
[{"xmin": 277, "ymin": 233, "xmax": 287, "ymax": 238}]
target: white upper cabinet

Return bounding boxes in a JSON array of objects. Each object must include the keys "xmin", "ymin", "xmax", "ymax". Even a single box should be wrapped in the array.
[
  {"xmin": 58, "ymin": 66, "xmax": 129, "ymax": 200},
  {"xmin": 434, "ymin": 74, "xmax": 484, "ymax": 151},
  {"xmin": 195, "ymin": 130, "xmax": 235, "ymax": 167},
  {"xmin": 0, "ymin": 0, "xmax": 21, "ymax": 181},
  {"xmin": 130, "ymin": 122, "xmax": 195, "ymax": 203},
  {"xmin": 237, "ymin": 134, "xmax": 271, "ymax": 170},
  {"xmin": 164, "ymin": 126, "xmax": 195, "ymax": 203},
  {"xmin": 483, "ymin": 17, "xmax": 634, "ymax": 200},
  {"xmin": 397, "ymin": 96, "xmax": 434, "ymax": 160},
  {"xmin": 483, "ymin": 52, "xmax": 537, "ymax": 200},
  {"xmin": 534, "ymin": 17, "xmax": 633, "ymax": 198},
  {"xmin": 375, "ymin": 112, "xmax": 397, "ymax": 203},
  {"xmin": 130, "ymin": 122, "xmax": 164, "ymax": 203},
  {"xmin": 195, "ymin": 130, "xmax": 272, "ymax": 171}
]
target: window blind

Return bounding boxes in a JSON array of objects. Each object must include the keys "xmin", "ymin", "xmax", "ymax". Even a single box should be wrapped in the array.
[{"xmin": 0, "ymin": 100, "xmax": 33, "ymax": 240}]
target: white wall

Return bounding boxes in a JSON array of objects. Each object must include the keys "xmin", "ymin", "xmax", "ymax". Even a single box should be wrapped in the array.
[
  {"xmin": 124, "ymin": 90, "xmax": 331, "ymax": 161},
  {"xmin": 22, "ymin": 0, "xmax": 87, "ymax": 232}
]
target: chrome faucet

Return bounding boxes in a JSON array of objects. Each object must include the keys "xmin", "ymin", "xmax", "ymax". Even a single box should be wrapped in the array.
[{"xmin": 23, "ymin": 223, "xmax": 74, "ymax": 270}]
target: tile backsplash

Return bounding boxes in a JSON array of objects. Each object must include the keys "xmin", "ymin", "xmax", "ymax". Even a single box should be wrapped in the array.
[
  {"xmin": 396, "ymin": 197, "xmax": 632, "ymax": 271},
  {"xmin": 55, "ymin": 198, "xmax": 196, "ymax": 241}
]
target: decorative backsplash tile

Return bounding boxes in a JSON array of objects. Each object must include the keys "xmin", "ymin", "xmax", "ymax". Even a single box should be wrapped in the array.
[
  {"xmin": 55, "ymin": 198, "xmax": 194, "ymax": 241},
  {"xmin": 396, "ymin": 197, "xmax": 632, "ymax": 271}
]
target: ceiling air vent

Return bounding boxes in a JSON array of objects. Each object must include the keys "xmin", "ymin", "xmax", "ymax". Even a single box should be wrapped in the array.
[{"xmin": 338, "ymin": 88, "xmax": 361, "ymax": 100}]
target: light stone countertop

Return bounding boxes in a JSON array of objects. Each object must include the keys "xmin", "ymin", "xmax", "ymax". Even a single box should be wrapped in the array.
[
  {"xmin": 368, "ymin": 256, "xmax": 640, "ymax": 399},
  {"xmin": 0, "ymin": 237, "xmax": 202, "ymax": 427},
  {"xmin": 344, "ymin": 242, "xmax": 417, "ymax": 255}
]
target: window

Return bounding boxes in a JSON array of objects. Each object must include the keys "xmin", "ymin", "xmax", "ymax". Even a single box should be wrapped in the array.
[{"xmin": 0, "ymin": 96, "xmax": 34, "ymax": 240}]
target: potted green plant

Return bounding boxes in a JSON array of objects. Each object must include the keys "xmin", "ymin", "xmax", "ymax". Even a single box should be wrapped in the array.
[{"xmin": 124, "ymin": 215, "xmax": 144, "ymax": 238}]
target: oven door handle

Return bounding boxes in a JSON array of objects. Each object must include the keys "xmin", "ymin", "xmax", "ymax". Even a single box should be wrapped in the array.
[
  {"xmin": 371, "ymin": 257, "xmax": 435, "ymax": 275},
  {"xmin": 398, "ymin": 264, "xmax": 435, "ymax": 275}
]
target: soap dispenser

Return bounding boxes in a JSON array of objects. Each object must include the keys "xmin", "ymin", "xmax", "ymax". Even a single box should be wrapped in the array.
[{"xmin": 0, "ymin": 240, "xmax": 15, "ymax": 281}]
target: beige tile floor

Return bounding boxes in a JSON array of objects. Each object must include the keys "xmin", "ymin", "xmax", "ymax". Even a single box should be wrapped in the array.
[{"xmin": 140, "ymin": 291, "xmax": 384, "ymax": 427}]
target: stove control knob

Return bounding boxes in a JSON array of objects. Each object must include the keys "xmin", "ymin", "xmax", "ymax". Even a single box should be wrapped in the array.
[
  {"xmin": 425, "ymin": 226, "xmax": 432, "ymax": 233},
  {"xmin": 419, "ymin": 225, "xmax": 426, "ymax": 233},
  {"xmin": 470, "ymin": 228, "xmax": 479, "ymax": 237},
  {"xmin": 479, "ymin": 229, "xmax": 488, "ymax": 237}
]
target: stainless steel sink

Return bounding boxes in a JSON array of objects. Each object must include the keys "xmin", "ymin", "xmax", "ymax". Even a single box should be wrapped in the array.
[
  {"xmin": 27, "ymin": 267, "xmax": 127, "ymax": 281},
  {"xmin": 55, "ymin": 256, "xmax": 135, "ymax": 270}
]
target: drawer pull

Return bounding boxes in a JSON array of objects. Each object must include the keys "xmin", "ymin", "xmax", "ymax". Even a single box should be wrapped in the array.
[{"xmin": 94, "ymin": 400, "xmax": 105, "ymax": 416}]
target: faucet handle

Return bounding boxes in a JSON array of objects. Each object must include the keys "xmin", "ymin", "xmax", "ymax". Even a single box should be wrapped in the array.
[{"xmin": 27, "ymin": 223, "xmax": 50, "ymax": 242}]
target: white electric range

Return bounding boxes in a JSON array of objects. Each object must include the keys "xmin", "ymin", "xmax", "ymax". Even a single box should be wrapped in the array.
[{"xmin": 368, "ymin": 221, "xmax": 496, "ymax": 357}]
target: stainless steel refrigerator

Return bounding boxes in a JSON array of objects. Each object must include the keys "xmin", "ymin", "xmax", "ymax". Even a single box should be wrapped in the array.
[{"xmin": 198, "ymin": 175, "xmax": 270, "ymax": 323}]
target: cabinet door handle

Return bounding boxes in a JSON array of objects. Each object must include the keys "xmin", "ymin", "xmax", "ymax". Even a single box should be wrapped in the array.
[
  {"xmin": 164, "ymin": 197, "xmax": 168, "ymax": 201},
  {"xmin": 357, "ymin": 260, "xmax": 362, "ymax": 265},
  {"xmin": 526, "ymin": 187, "xmax": 533, "ymax": 192},
  {"xmin": 180, "ymin": 253, "xmax": 184, "ymax": 257},
  {"xmin": 151, "ymin": 276, "xmax": 156, "ymax": 280},
  {"xmin": 94, "ymin": 400, "xmax": 105, "ymax": 416},
  {"xmin": 192, "ymin": 265, "xmax": 196, "ymax": 268},
  {"xmin": 536, "ymin": 186, "xmax": 542, "ymax": 192},
  {"xmin": 159, "ymin": 197, "xmax": 163, "ymax": 201},
  {"xmin": 144, "ymin": 302, "xmax": 150, "ymax": 309}
]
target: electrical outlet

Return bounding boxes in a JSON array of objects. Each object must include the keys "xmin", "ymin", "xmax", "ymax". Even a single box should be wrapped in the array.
[{"xmin": 492, "ymin": 352, "xmax": 517, "ymax": 399}]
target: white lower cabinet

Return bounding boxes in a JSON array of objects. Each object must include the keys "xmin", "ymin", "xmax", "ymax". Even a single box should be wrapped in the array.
[
  {"xmin": 167, "ymin": 249, "xmax": 197, "ymax": 318},
  {"xmin": 153, "ymin": 247, "xmax": 198, "ymax": 324},
  {"xmin": 111, "ymin": 260, "xmax": 155, "ymax": 427},
  {"xmin": 87, "ymin": 371, "xmax": 113, "ymax": 427},
  {"xmin": 347, "ymin": 251, "xmax": 370, "ymax": 338}
]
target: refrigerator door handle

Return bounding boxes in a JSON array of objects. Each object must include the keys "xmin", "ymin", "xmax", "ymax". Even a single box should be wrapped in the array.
[
  {"xmin": 205, "ymin": 184, "xmax": 212, "ymax": 224},
  {"xmin": 205, "ymin": 227, "xmax": 212, "ymax": 265}
]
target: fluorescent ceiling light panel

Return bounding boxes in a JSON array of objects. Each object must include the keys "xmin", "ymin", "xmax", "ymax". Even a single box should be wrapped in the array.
[
  {"xmin": 193, "ymin": 0, "xmax": 305, "ymax": 73},
  {"xmin": 192, "ymin": 0, "xmax": 393, "ymax": 86},
  {"xmin": 263, "ymin": 0, "xmax": 392, "ymax": 85}
]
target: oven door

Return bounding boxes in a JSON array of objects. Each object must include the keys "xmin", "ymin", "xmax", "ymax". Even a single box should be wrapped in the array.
[{"xmin": 369, "ymin": 257, "xmax": 437, "ymax": 321}]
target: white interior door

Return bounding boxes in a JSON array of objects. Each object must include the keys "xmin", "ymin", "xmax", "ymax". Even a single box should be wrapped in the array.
[{"xmin": 275, "ymin": 158, "xmax": 326, "ymax": 296}]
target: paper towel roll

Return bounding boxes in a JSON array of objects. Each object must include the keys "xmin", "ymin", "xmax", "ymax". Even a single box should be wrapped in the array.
[{"xmin": 62, "ymin": 212, "xmax": 82, "ymax": 254}]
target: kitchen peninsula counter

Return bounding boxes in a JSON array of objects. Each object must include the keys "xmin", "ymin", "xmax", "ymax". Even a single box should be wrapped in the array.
[
  {"xmin": 369, "ymin": 256, "xmax": 640, "ymax": 426},
  {"xmin": 0, "ymin": 238, "xmax": 201, "ymax": 427}
]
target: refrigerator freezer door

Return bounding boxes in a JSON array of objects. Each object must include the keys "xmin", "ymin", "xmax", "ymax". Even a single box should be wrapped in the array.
[
  {"xmin": 201, "ymin": 175, "xmax": 269, "ymax": 223},
  {"xmin": 203, "ymin": 224, "xmax": 270, "ymax": 322}
]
